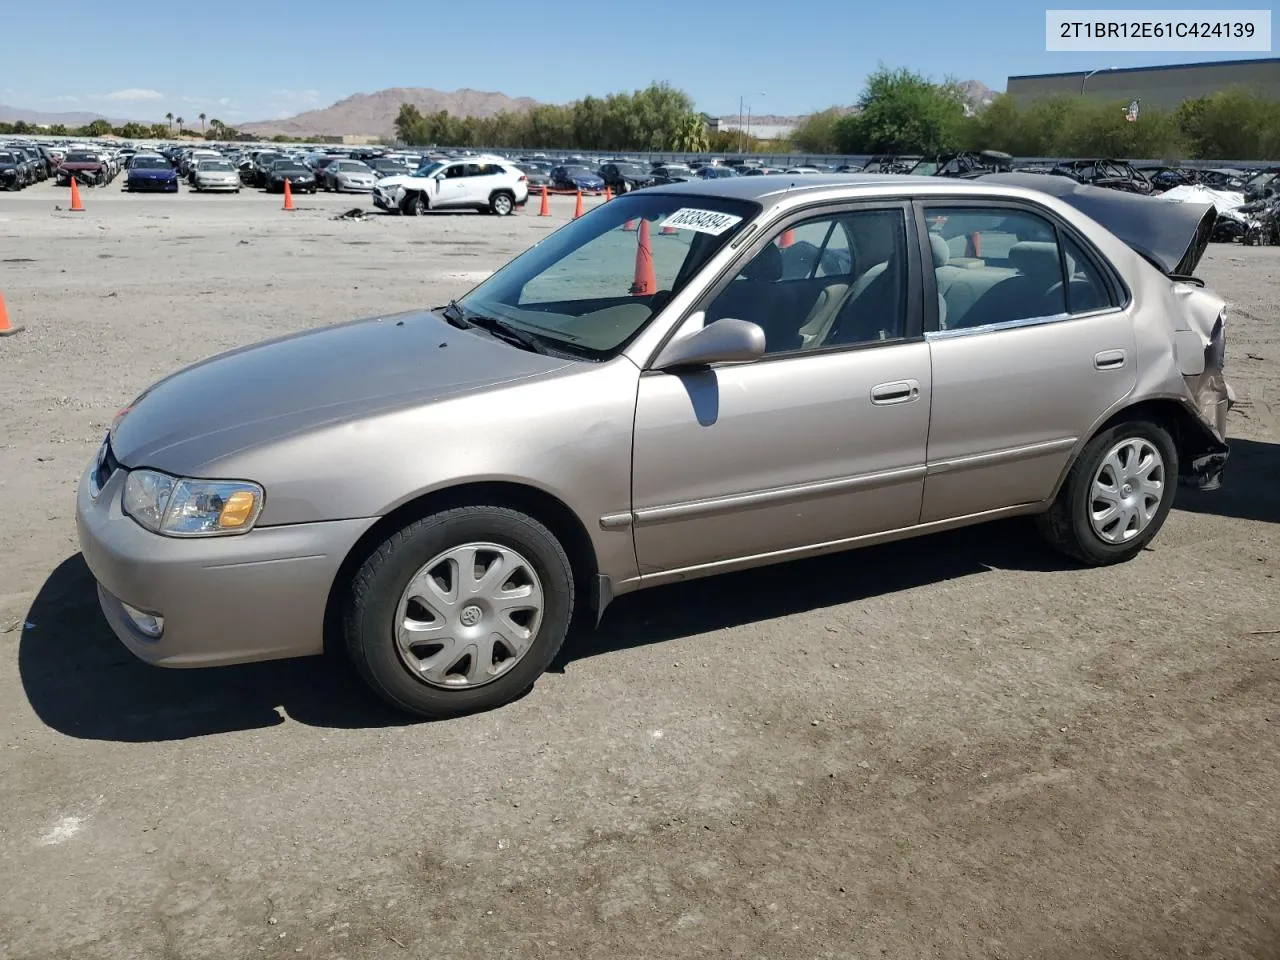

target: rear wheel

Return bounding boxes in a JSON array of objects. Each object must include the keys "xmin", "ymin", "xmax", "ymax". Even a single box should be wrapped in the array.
[
  {"xmin": 1036, "ymin": 419, "xmax": 1178, "ymax": 565},
  {"xmin": 489, "ymin": 191, "xmax": 514, "ymax": 216},
  {"xmin": 344, "ymin": 506, "xmax": 574, "ymax": 718}
]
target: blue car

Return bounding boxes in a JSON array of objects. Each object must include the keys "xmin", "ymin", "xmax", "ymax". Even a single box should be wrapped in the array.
[
  {"xmin": 125, "ymin": 154, "xmax": 180, "ymax": 193},
  {"xmin": 550, "ymin": 164, "xmax": 605, "ymax": 193}
]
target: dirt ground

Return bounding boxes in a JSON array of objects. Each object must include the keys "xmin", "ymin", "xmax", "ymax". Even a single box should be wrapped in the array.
[{"xmin": 0, "ymin": 180, "xmax": 1277, "ymax": 960}]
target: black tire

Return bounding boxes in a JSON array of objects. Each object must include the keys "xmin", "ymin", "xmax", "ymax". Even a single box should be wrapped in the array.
[
  {"xmin": 489, "ymin": 191, "xmax": 515, "ymax": 216},
  {"xmin": 1036, "ymin": 418, "xmax": 1178, "ymax": 565},
  {"xmin": 344, "ymin": 506, "xmax": 575, "ymax": 718},
  {"xmin": 403, "ymin": 192, "xmax": 428, "ymax": 216}
]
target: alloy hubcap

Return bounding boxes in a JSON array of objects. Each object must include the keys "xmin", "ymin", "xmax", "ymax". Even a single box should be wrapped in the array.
[
  {"xmin": 393, "ymin": 542, "xmax": 543, "ymax": 689},
  {"xmin": 1089, "ymin": 437, "xmax": 1165, "ymax": 544}
]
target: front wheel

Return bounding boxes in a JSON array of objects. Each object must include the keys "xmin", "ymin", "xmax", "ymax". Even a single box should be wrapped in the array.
[
  {"xmin": 1036, "ymin": 419, "xmax": 1178, "ymax": 565},
  {"xmin": 402, "ymin": 192, "xmax": 428, "ymax": 216},
  {"xmin": 344, "ymin": 506, "xmax": 575, "ymax": 718}
]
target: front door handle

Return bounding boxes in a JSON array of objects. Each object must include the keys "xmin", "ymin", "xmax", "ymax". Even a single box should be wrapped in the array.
[
  {"xmin": 870, "ymin": 379, "xmax": 921, "ymax": 405},
  {"xmin": 1094, "ymin": 349, "xmax": 1126, "ymax": 370}
]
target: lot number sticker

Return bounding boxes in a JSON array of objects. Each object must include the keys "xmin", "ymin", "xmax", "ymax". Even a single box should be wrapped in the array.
[{"xmin": 659, "ymin": 208, "xmax": 744, "ymax": 235}]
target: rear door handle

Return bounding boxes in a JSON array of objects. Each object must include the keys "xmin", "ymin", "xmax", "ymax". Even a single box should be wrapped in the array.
[
  {"xmin": 870, "ymin": 379, "xmax": 921, "ymax": 405},
  {"xmin": 1094, "ymin": 349, "xmax": 1126, "ymax": 370}
]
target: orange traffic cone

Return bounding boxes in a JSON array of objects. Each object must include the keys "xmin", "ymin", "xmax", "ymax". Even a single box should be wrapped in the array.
[
  {"xmin": 282, "ymin": 178, "xmax": 295, "ymax": 211},
  {"xmin": 69, "ymin": 177, "xmax": 85, "ymax": 212},
  {"xmin": 573, "ymin": 190, "xmax": 584, "ymax": 218},
  {"xmin": 630, "ymin": 220, "xmax": 656, "ymax": 296},
  {"xmin": 538, "ymin": 186, "xmax": 549, "ymax": 217},
  {"xmin": 604, "ymin": 186, "xmax": 613, "ymax": 202},
  {"xmin": 660, "ymin": 222, "xmax": 677, "ymax": 235},
  {"xmin": 964, "ymin": 231, "xmax": 981, "ymax": 257},
  {"xmin": 778, "ymin": 229, "xmax": 795, "ymax": 248},
  {"xmin": 0, "ymin": 290, "xmax": 22, "ymax": 337}
]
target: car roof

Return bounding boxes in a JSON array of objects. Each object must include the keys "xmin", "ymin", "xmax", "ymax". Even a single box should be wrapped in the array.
[{"xmin": 642, "ymin": 172, "xmax": 1006, "ymax": 203}]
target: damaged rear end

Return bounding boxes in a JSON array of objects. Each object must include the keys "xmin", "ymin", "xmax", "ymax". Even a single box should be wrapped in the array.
[{"xmin": 985, "ymin": 172, "xmax": 1234, "ymax": 491}]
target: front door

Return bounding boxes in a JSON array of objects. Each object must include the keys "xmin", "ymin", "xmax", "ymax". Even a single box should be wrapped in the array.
[
  {"xmin": 920, "ymin": 201, "xmax": 1138, "ymax": 522},
  {"xmin": 434, "ymin": 163, "xmax": 471, "ymax": 208},
  {"xmin": 631, "ymin": 203, "xmax": 932, "ymax": 577}
]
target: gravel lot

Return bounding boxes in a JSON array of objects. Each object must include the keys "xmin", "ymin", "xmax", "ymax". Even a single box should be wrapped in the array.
[{"xmin": 1, "ymin": 180, "xmax": 1277, "ymax": 960}]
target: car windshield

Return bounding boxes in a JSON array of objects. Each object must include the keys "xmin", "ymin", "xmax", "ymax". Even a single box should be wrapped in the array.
[
  {"xmin": 456, "ymin": 192, "xmax": 758, "ymax": 358},
  {"xmin": 561, "ymin": 166, "xmax": 592, "ymax": 176},
  {"xmin": 198, "ymin": 160, "xmax": 235, "ymax": 171},
  {"xmin": 131, "ymin": 157, "xmax": 170, "ymax": 170},
  {"xmin": 414, "ymin": 161, "xmax": 446, "ymax": 177},
  {"xmin": 338, "ymin": 161, "xmax": 371, "ymax": 172},
  {"xmin": 0, "ymin": 152, "xmax": 15, "ymax": 163},
  {"xmin": 614, "ymin": 164, "xmax": 646, "ymax": 175},
  {"xmin": 65, "ymin": 153, "xmax": 97, "ymax": 163}
]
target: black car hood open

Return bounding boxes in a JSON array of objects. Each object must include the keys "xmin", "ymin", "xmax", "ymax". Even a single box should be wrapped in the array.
[{"xmin": 979, "ymin": 172, "xmax": 1216, "ymax": 277}]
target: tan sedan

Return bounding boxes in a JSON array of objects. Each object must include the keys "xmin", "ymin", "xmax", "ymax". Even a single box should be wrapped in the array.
[{"xmin": 76, "ymin": 173, "xmax": 1232, "ymax": 717}]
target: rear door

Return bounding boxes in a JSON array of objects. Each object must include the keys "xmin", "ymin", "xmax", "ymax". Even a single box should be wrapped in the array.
[{"xmin": 918, "ymin": 199, "xmax": 1136, "ymax": 522}]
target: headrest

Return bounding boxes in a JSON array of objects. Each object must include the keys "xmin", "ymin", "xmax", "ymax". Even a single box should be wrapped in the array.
[
  {"xmin": 1009, "ymin": 241, "xmax": 1061, "ymax": 278},
  {"xmin": 929, "ymin": 232, "xmax": 950, "ymax": 267},
  {"xmin": 745, "ymin": 241, "xmax": 783, "ymax": 282}
]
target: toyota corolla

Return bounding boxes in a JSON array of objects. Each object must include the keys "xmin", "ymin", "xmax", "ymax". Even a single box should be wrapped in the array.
[{"xmin": 76, "ymin": 174, "xmax": 1232, "ymax": 718}]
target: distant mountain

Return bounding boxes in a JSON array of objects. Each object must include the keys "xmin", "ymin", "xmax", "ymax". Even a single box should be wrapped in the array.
[
  {"xmin": 956, "ymin": 80, "xmax": 999, "ymax": 107},
  {"xmin": 0, "ymin": 104, "xmax": 127, "ymax": 127},
  {"xmin": 241, "ymin": 88, "xmax": 541, "ymax": 138}
]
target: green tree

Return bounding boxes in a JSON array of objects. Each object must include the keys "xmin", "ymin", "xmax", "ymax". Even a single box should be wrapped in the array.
[
  {"xmin": 48, "ymin": 123, "xmax": 68, "ymax": 136},
  {"xmin": 672, "ymin": 113, "xmax": 710, "ymax": 152},
  {"xmin": 165, "ymin": 111, "xmax": 173, "ymax": 132},
  {"xmin": 86, "ymin": 119, "xmax": 112, "ymax": 137},
  {"xmin": 198, "ymin": 112, "xmax": 206, "ymax": 133},
  {"xmin": 790, "ymin": 107, "xmax": 845, "ymax": 153},
  {"xmin": 838, "ymin": 66, "xmax": 967, "ymax": 154}
]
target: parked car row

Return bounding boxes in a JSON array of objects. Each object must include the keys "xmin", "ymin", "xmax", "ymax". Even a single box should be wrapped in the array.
[{"xmin": 0, "ymin": 142, "xmax": 57, "ymax": 190}]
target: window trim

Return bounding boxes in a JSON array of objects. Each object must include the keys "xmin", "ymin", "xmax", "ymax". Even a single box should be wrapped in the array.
[
  {"xmin": 642, "ymin": 199, "xmax": 924, "ymax": 371},
  {"xmin": 913, "ymin": 197, "xmax": 1130, "ymax": 339}
]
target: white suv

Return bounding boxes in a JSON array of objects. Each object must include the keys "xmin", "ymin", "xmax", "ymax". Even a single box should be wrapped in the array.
[{"xmin": 373, "ymin": 157, "xmax": 529, "ymax": 216}]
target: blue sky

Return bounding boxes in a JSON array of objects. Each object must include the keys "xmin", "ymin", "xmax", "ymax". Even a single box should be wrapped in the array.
[{"xmin": 0, "ymin": 0, "xmax": 1271, "ymax": 121}]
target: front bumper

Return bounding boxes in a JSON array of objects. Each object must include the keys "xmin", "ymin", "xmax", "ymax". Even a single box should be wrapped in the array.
[
  {"xmin": 335, "ymin": 181, "xmax": 375, "ymax": 192},
  {"xmin": 75, "ymin": 454, "xmax": 377, "ymax": 667},
  {"xmin": 195, "ymin": 178, "xmax": 240, "ymax": 191},
  {"xmin": 127, "ymin": 177, "xmax": 180, "ymax": 192}
]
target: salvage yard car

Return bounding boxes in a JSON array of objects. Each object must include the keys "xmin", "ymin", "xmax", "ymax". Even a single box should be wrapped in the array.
[
  {"xmin": 191, "ymin": 157, "xmax": 242, "ymax": 193},
  {"xmin": 124, "ymin": 154, "xmax": 180, "ymax": 192},
  {"xmin": 373, "ymin": 158, "xmax": 528, "ymax": 216},
  {"xmin": 76, "ymin": 174, "xmax": 1232, "ymax": 719}
]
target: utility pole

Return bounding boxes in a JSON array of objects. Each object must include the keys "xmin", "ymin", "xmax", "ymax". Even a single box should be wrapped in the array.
[{"xmin": 738, "ymin": 95, "xmax": 744, "ymax": 153}]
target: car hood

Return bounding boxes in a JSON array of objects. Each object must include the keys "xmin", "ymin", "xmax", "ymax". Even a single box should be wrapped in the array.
[
  {"xmin": 61, "ymin": 160, "xmax": 103, "ymax": 169},
  {"xmin": 375, "ymin": 174, "xmax": 430, "ymax": 188},
  {"xmin": 110, "ymin": 309, "xmax": 574, "ymax": 476},
  {"xmin": 981, "ymin": 172, "xmax": 1215, "ymax": 277}
]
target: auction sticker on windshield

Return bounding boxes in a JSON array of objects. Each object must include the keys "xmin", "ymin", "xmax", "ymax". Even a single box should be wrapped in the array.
[{"xmin": 659, "ymin": 208, "xmax": 744, "ymax": 235}]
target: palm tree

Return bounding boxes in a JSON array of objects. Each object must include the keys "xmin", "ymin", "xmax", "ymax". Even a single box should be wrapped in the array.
[
  {"xmin": 175, "ymin": 116, "xmax": 184, "ymax": 133},
  {"xmin": 198, "ymin": 112, "xmax": 206, "ymax": 133},
  {"xmin": 672, "ymin": 113, "xmax": 710, "ymax": 153},
  {"xmin": 165, "ymin": 111, "xmax": 174, "ymax": 132}
]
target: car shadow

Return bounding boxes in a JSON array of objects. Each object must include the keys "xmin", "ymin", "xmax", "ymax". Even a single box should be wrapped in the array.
[
  {"xmin": 20, "ymin": 520, "xmax": 1073, "ymax": 743},
  {"xmin": 1176, "ymin": 438, "xmax": 1279, "ymax": 525},
  {"xmin": 553, "ymin": 519, "xmax": 1073, "ymax": 670}
]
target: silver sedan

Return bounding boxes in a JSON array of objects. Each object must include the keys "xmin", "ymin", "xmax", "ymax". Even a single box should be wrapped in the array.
[
  {"xmin": 76, "ymin": 173, "xmax": 1233, "ymax": 717},
  {"xmin": 191, "ymin": 158, "xmax": 241, "ymax": 193}
]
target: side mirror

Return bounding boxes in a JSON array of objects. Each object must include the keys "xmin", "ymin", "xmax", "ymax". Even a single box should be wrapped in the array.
[{"xmin": 651, "ymin": 316, "xmax": 766, "ymax": 370}]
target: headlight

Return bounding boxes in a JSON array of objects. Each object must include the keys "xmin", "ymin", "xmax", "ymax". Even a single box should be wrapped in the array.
[{"xmin": 122, "ymin": 469, "xmax": 264, "ymax": 537}]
